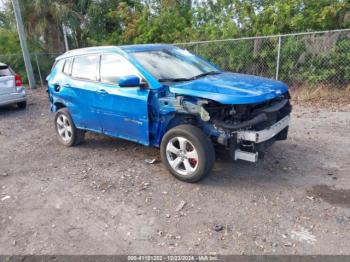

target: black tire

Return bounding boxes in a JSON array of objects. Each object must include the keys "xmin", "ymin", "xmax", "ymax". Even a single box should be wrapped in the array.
[
  {"xmin": 17, "ymin": 101, "xmax": 27, "ymax": 109},
  {"xmin": 54, "ymin": 108, "xmax": 85, "ymax": 147},
  {"xmin": 160, "ymin": 124, "xmax": 215, "ymax": 183}
]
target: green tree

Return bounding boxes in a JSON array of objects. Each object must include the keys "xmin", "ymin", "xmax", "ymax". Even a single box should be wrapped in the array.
[{"xmin": 0, "ymin": 28, "xmax": 27, "ymax": 79}]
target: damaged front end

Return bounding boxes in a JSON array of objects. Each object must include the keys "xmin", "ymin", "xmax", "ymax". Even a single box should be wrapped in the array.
[
  {"xmin": 204, "ymin": 91, "xmax": 292, "ymax": 162},
  {"xmin": 158, "ymin": 91, "xmax": 291, "ymax": 163}
]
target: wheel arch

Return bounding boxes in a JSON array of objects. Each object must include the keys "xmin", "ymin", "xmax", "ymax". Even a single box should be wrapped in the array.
[
  {"xmin": 53, "ymin": 101, "xmax": 66, "ymax": 112},
  {"xmin": 157, "ymin": 113, "xmax": 198, "ymax": 146},
  {"xmin": 165, "ymin": 113, "xmax": 196, "ymax": 132}
]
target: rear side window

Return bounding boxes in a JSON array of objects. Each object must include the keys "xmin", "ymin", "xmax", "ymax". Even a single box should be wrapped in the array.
[
  {"xmin": 100, "ymin": 54, "xmax": 140, "ymax": 84},
  {"xmin": 71, "ymin": 55, "xmax": 99, "ymax": 81}
]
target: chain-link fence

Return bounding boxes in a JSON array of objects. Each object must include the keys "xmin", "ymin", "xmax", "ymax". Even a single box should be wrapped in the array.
[
  {"xmin": 1, "ymin": 29, "xmax": 349, "ymax": 88},
  {"xmin": 177, "ymin": 29, "xmax": 350, "ymax": 88}
]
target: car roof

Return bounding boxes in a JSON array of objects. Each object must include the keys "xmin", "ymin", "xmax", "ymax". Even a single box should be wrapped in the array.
[
  {"xmin": 120, "ymin": 44, "xmax": 175, "ymax": 52},
  {"xmin": 56, "ymin": 44, "xmax": 175, "ymax": 60}
]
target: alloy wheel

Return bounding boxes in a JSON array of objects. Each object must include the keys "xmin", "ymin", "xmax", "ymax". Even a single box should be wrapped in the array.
[
  {"xmin": 165, "ymin": 136, "xmax": 199, "ymax": 176},
  {"xmin": 56, "ymin": 114, "xmax": 72, "ymax": 142}
]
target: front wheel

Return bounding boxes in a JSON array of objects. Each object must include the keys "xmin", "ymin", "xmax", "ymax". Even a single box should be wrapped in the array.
[{"xmin": 160, "ymin": 125, "xmax": 215, "ymax": 183}]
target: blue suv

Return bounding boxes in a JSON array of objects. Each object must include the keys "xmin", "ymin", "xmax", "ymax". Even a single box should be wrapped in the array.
[{"xmin": 47, "ymin": 44, "xmax": 291, "ymax": 182}]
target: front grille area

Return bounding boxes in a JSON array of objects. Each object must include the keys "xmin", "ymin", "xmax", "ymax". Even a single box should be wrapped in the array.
[{"xmin": 206, "ymin": 91, "xmax": 292, "ymax": 131}]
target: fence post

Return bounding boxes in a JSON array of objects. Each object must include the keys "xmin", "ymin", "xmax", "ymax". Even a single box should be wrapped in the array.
[
  {"xmin": 275, "ymin": 36, "xmax": 282, "ymax": 80},
  {"xmin": 34, "ymin": 53, "xmax": 44, "ymax": 88},
  {"xmin": 62, "ymin": 23, "xmax": 69, "ymax": 51},
  {"xmin": 11, "ymin": 0, "xmax": 36, "ymax": 88}
]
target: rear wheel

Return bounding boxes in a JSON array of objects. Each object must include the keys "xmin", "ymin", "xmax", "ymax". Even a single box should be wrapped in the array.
[
  {"xmin": 54, "ymin": 108, "xmax": 85, "ymax": 147},
  {"xmin": 17, "ymin": 101, "xmax": 26, "ymax": 109},
  {"xmin": 160, "ymin": 125, "xmax": 215, "ymax": 183}
]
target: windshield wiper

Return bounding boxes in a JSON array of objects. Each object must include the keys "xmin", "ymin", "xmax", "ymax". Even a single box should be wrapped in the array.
[
  {"xmin": 189, "ymin": 71, "xmax": 221, "ymax": 80},
  {"xmin": 158, "ymin": 78, "xmax": 190, "ymax": 82},
  {"xmin": 158, "ymin": 71, "xmax": 221, "ymax": 83}
]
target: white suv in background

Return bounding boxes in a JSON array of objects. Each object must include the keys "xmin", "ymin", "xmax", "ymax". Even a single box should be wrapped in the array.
[{"xmin": 0, "ymin": 62, "xmax": 27, "ymax": 109}]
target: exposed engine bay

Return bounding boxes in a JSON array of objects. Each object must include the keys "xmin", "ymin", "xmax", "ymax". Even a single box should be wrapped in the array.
[{"xmin": 204, "ymin": 91, "xmax": 291, "ymax": 131}]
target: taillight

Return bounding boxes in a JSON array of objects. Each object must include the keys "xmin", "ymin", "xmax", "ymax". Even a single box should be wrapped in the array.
[{"xmin": 15, "ymin": 74, "xmax": 23, "ymax": 87}]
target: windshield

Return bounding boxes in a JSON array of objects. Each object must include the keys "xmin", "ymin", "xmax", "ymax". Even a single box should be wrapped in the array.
[{"xmin": 131, "ymin": 48, "xmax": 220, "ymax": 81}]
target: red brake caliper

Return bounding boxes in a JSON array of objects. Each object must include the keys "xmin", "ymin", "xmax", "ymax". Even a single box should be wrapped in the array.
[{"xmin": 189, "ymin": 158, "xmax": 197, "ymax": 167}]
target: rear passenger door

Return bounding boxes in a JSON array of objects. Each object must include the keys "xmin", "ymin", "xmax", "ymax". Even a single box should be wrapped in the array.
[
  {"xmin": 95, "ymin": 53, "xmax": 150, "ymax": 145},
  {"xmin": 67, "ymin": 55, "xmax": 101, "ymax": 131}
]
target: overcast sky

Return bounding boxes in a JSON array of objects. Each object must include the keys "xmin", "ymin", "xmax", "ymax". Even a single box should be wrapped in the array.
[{"xmin": 0, "ymin": 0, "xmax": 6, "ymax": 12}]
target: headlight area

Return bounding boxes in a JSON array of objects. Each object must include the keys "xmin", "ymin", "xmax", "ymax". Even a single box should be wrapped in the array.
[{"xmin": 205, "ymin": 92, "xmax": 292, "ymax": 162}]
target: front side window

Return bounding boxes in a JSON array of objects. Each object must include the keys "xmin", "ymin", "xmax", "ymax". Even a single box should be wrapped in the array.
[
  {"xmin": 71, "ymin": 55, "xmax": 99, "ymax": 81},
  {"xmin": 100, "ymin": 54, "xmax": 140, "ymax": 84},
  {"xmin": 131, "ymin": 48, "xmax": 220, "ymax": 81}
]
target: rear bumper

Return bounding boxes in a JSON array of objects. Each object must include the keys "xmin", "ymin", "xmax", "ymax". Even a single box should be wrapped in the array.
[{"xmin": 0, "ymin": 89, "xmax": 26, "ymax": 107}]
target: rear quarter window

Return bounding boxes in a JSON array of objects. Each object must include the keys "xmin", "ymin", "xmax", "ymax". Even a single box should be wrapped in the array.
[
  {"xmin": 63, "ymin": 58, "xmax": 72, "ymax": 75},
  {"xmin": 51, "ymin": 59, "xmax": 65, "ymax": 73}
]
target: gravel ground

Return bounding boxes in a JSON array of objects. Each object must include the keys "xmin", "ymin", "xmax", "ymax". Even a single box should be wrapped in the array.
[{"xmin": 0, "ymin": 87, "xmax": 350, "ymax": 255}]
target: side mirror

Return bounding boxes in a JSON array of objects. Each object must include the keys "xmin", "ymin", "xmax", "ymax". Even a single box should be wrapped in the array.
[{"xmin": 118, "ymin": 75, "xmax": 140, "ymax": 87}]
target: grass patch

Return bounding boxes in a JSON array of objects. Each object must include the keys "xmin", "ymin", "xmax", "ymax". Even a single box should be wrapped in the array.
[{"xmin": 290, "ymin": 84, "xmax": 350, "ymax": 110}]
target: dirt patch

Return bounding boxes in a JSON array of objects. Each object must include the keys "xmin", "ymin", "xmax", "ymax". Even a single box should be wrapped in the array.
[{"xmin": 308, "ymin": 185, "xmax": 350, "ymax": 208}]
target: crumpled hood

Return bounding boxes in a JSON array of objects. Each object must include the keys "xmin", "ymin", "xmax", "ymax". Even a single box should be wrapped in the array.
[{"xmin": 169, "ymin": 72, "xmax": 289, "ymax": 104}]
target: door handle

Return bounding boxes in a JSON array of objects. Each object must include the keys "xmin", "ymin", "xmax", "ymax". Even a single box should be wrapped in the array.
[{"xmin": 97, "ymin": 88, "xmax": 108, "ymax": 94}]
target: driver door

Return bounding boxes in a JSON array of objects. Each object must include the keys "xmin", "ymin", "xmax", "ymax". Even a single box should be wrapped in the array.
[{"xmin": 95, "ymin": 53, "xmax": 150, "ymax": 145}]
